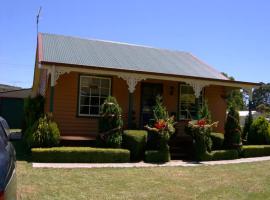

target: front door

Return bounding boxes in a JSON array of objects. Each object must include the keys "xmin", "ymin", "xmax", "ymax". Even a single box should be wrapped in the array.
[{"xmin": 140, "ymin": 83, "xmax": 163, "ymax": 127}]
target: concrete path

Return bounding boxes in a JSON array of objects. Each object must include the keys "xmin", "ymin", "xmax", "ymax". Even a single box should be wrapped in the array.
[{"xmin": 32, "ymin": 156, "xmax": 270, "ymax": 169}]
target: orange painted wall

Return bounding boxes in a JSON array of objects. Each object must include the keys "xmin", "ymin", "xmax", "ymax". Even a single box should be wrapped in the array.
[
  {"xmin": 204, "ymin": 85, "xmax": 227, "ymax": 133},
  {"xmin": 43, "ymin": 71, "xmax": 226, "ymax": 136}
]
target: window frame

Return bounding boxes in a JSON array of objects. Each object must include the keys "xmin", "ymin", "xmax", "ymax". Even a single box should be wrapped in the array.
[
  {"xmin": 178, "ymin": 83, "xmax": 204, "ymax": 120},
  {"xmin": 78, "ymin": 75, "xmax": 112, "ymax": 117}
]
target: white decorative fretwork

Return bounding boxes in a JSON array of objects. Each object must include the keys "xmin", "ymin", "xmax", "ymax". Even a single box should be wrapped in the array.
[
  {"xmin": 54, "ymin": 68, "xmax": 71, "ymax": 85},
  {"xmin": 118, "ymin": 74, "xmax": 146, "ymax": 93},
  {"xmin": 185, "ymin": 80, "xmax": 209, "ymax": 98}
]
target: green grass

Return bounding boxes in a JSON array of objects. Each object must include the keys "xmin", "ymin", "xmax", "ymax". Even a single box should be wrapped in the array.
[
  {"xmin": 13, "ymin": 140, "xmax": 270, "ymax": 200},
  {"xmin": 16, "ymin": 160, "xmax": 270, "ymax": 200}
]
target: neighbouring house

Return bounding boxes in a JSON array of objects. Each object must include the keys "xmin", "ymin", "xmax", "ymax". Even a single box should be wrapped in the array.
[
  {"xmin": 0, "ymin": 84, "xmax": 21, "ymax": 92},
  {"xmin": 0, "ymin": 88, "xmax": 31, "ymax": 128},
  {"xmin": 32, "ymin": 33, "xmax": 260, "ymax": 142}
]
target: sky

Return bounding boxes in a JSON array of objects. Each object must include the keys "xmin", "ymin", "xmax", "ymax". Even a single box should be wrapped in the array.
[{"xmin": 0, "ymin": 0, "xmax": 269, "ymax": 88}]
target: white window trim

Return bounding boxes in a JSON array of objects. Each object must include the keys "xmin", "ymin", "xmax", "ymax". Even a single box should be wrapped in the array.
[{"xmin": 78, "ymin": 75, "xmax": 111, "ymax": 117}]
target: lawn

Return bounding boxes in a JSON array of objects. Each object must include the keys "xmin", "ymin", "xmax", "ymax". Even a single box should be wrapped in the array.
[
  {"xmin": 13, "ymin": 141, "xmax": 270, "ymax": 200},
  {"xmin": 17, "ymin": 160, "xmax": 270, "ymax": 200}
]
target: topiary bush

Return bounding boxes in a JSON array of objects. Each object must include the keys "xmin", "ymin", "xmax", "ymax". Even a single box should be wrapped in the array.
[
  {"xmin": 210, "ymin": 150, "xmax": 239, "ymax": 161},
  {"xmin": 210, "ymin": 132, "xmax": 224, "ymax": 150},
  {"xmin": 144, "ymin": 149, "xmax": 170, "ymax": 163},
  {"xmin": 241, "ymin": 145, "xmax": 270, "ymax": 158},
  {"xmin": 31, "ymin": 147, "xmax": 130, "ymax": 163},
  {"xmin": 247, "ymin": 116, "xmax": 270, "ymax": 145},
  {"xmin": 224, "ymin": 106, "xmax": 242, "ymax": 149},
  {"xmin": 97, "ymin": 96, "xmax": 123, "ymax": 148},
  {"xmin": 122, "ymin": 130, "xmax": 147, "ymax": 161},
  {"xmin": 25, "ymin": 115, "xmax": 60, "ymax": 148}
]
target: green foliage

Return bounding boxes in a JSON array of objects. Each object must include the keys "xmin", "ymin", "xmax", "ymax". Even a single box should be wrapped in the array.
[
  {"xmin": 199, "ymin": 100, "xmax": 211, "ymax": 122},
  {"xmin": 241, "ymin": 145, "xmax": 270, "ymax": 158},
  {"xmin": 210, "ymin": 132, "xmax": 224, "ymax": 150},
  {"xmin": 153, "ymin": 95, "xmax": 169, "ymax": 121},
  {"xmin": 122, "ymin": 130, "xmax": 147, "ymax": 161},
  {"xmin": 144, "ymin": 149, "xmax": 170, "ymax": 163},
  {"xmin": 222, "ymin": 72, "xmax": 245, "ymax": 110},
  {"xmin": 242, "ymin": 111, "xmax": 253, "ymax": 140},
  {"xmin": 25, "ymin": 115, "xmax": 60, "ymax": 148},
  {"xmin": 247, "ymin": 116, "xmax": 270, "ymax": 145},
  {"xmin": 98, "ymin": 96, "xmax": 123, "ymax": 148},
  {"xmin": 23, "ymin": 95, "xmax": 44, "ymax": 132},
  {"xmin": 210, "ymin": 150, "xmax": 239, "ymax": 161},
  {"xmin": 185, "ymin": 120, "xmax": 217, "ymax": 161},
  {"xmin": 31, "ymin": 147, "xmax": 130, "ymax": 163},
  {"xmin": 224, "ymin": 106, "xmax": 242, "ymax": 149},
  {"xmin": 252, "ymin": 83, "xmax": 270, "ymax": 109},
  {"xmin": 256, "ymin": 104, "xmax": 270, "ymax": 115}
]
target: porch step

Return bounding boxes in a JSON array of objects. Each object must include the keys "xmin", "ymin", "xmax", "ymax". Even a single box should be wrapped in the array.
[
  {"xmin": 169, "ymin": 135, "xmax": 193, "ymax": 160},
  {"xmin": 60, "ymin": 135, "xmax": 97, "ymax": 147}
]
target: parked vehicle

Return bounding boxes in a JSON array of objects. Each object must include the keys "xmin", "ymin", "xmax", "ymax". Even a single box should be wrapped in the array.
[{"xmin": 0, "ymin": 117, "xmax": 16, "ymax": 200}]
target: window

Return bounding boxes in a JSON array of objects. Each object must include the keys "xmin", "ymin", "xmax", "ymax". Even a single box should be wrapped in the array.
[
  {"xmin": 78, "ymin": 75, "xmax": 111, "ymax": 116},
  {"xmin": 179, "ymin": 84, "xmax": 203, "ymax": 120}
]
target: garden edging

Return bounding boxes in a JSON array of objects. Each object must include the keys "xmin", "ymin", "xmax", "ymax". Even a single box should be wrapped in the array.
[{"xmin": 32, "ymin": 155, "xmax": 270, "ymax": 168}]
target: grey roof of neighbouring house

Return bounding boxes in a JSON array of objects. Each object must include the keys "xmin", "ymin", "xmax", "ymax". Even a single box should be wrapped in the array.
[
  {"xmin": 0, "ymin": 89, "xmax": 31, "ymax": 98},
  {"xmin": 39, "ymin": 33, "xmax": 228, "ymax": 80}
]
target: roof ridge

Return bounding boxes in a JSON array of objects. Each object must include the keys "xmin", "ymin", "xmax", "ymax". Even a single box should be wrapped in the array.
[{"xmin": 40, "ymin": 32, "xmax": 186, "ymax": 54}]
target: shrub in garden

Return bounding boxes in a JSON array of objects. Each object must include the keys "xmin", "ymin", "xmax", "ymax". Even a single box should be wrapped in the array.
[
  {"xmin": 122, "ymin": 130, "xmax": 147, "ymax": 161},
  {"xmin": 31, "ymin": 147, "xmax": 130, "ymax": 163},
  {"xmin": 186, "ymin": 119, "xmax": 218, "ymax": 161},
  {"xmin": 199, "ymin": 100, "xmax": 211, "ymax": 123},
  {"xmin": 247, "ymin": 116, "xmax": 270, "ymax": 145},
  {"xmin": 242, "ymin": 111, "xmax": 253, "ymax": 141},
  {"xmin": 23, "ymin": 95, "xmax": 44, "ymax": 133},
  {"xmin": 97, "ymin": 96, "xmax": 123, "ymax": 148},
  {"xmin": 145, "ymin": 149, "xmax": 170, "ymax": 163},
  {"xmin": 224, "ymin": 106, "xmax": 242, "ymax": 149},
  {"xmin": 210, "ymin": 150, "xmax": 238, "ymax": 161},
  {"xmin": 25, "ymin": 114, "xmax": 60, "ymax": 148},
  {"xmin": 144, "ymin": 96, "xmax": 175, "ymax": 162},
  {"xmin": 241, "ymin": 145, "xmax": 270, "ymax": 158},
  {"xmin": 210, "ymin": 132, "xmax": 224, "ymax": 150}
]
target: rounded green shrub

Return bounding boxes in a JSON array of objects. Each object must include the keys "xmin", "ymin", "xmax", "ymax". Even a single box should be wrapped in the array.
[
  {"xmin": 224, "ymin": 106, "xmax": 242, "ymax": 149},
  {"xmin": 248, "ymin": 116, "xmax": 270, "ymax": 145},
  {"xmin": 210, "ymin": 132, "xmax": 224, "ymax": 150},
  {"xmin": 25, "ymin": 115, "xmax": 60, "ymax": 148},
  {"xmin": 122, "ymin": 130, "xmax": 147, "ymax": 161},
  {"xmin": 97, "ymin": 96, "xmax": 123, "ymax": 148}
]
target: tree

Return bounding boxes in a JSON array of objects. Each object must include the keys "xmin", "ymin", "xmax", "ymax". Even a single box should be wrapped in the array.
[
  {"xmin": 252, "ymin": 83, "xmax": 270, "ymax": 109},
  {"xmin": 221, "ymin": 72, "xmax": 246, "ymax": 110}
]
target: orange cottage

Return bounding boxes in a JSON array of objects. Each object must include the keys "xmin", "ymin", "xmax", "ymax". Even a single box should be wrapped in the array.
[{"xmin": 32, "ymin": 33, "xmax": 259, "ymax": 142}]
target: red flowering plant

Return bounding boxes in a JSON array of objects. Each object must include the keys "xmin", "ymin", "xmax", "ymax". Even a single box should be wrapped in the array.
[
  {"xmin": 145, "ymin": 96, "xmax": 176, "ymax": 150},
  {"xmin": 185, "ymin": 101, "xmax": 219, "ymax": 161}
]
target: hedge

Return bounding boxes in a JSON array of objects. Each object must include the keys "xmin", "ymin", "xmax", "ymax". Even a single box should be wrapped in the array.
[
  {"xmin": 210, "ymin": 150, "xmax": 238, "ymax": 161},
  {"xmin": 210, "ymin": 132, "xmax": 224, "ymax": 150},
  {"xmin": 31, "ymin": 147, "xmax": 130, "ymax": 163},
  {"xmin": 200, "ymin": 150, "xmax": 239, "ymax": 161},
  {"xmin": 122, "ymin": 130, "xmax": 147, "ymax": 161},
  {"xmin": 144, "ymin": 150, "xmax": 170, "ymax": 163},
  {"xmin": 241, "ymin": 145, "xmax": 270, "ymax": 158}
]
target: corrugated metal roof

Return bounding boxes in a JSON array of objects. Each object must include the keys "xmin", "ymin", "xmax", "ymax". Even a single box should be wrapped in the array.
[
  {"xmin": 39, "ymin": 33, "xmax": 228, "ymax": 80},
  {"xmin": 0, "ymin": 89, "xmax": 31, "ymax": 98}
]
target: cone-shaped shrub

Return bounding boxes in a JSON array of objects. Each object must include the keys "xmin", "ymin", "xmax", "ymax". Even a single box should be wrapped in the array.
[{"xmin": 224, "ymin": 106, "xmax": 242, "ymax": 149}]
